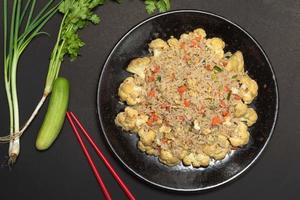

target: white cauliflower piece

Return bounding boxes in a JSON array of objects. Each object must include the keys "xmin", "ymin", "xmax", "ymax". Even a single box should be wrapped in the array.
[
  {"xmin": 159, "ymin": 150, "xmax": 180, "ymax": 166},
  {"xmin": 229, "ymin": 122, "xmax": 250, "ymax": 147},
  {"xmin": 167, "ymin": 37, "xmax": 180, "ymax": 48},
  {"xmin": 118, "ymin": 77, "xmax": 142, "ymax": 105},
  {"xmin": 234, "ymin": 102, "xmax": 248, "ymax": 117},
  {"xmin": 203, "ymin": 135, "xmax": 230, "ymax": 160},
  {"xmin": 193, "ymin": 28, "xmax": 207, "ymax": 38},
  {"xmin": 239, "ymin": 75, "xmax": 258, "ymax": 104},
  {"xmin": 149, "ymin": 38, "xmax": 169, "ymax": 57},
  {"xmin": 115, "ymin": 107, "xmax": 138, "ymax": 131},
  {"xmin": 183, "ymin": 152, "xmax": 210, "ymax": 167},
  {"xmin": 126, "ymin": 57, "xmax": 150, "ymax": 79},
  {"xmin": 241, "ymin": 108, "xmax": 258, "ymax": 126},
  {"xmin": 206, "ymin": 37, "xmax": 225, "ymax": 58},
  {"xmin": 138, "ymin": 129, "xmax": 156, "ymax": 146},
  {"xmin": 138, "ymin": 141, "xmax": 157, "ymax": 156},
  {"xmin": 225, "ymin": 51, "xmax": 244, "ymax": 72}
]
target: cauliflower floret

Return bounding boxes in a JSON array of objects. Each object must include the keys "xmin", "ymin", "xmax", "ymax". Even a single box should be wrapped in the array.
[
  {"xmin": 138, "ymin": 129, "xmax": 156, "ymax": 146},
  {"xmin": 167, "ymin": 37, "xmax": 180, "ymax": 48},
  {"xmin": 183, "ymin": 152, "xmax": 210, "ymax": 167},
  {"xmin": 126, "ymin": 57, "xmax": 150, "ymax": 79},
  {"xmin": 241, "ymin": 108, "xmax": 258, "ymax": 126},
  {"xmin": 159, "ymin": 150, "xmax": 180, "ymax": 166},
  {"xmin": 178, "ymin": 149, "xmax": 188, "ymax": 160},
  {"xmin": 149, "ymin": 38, "xmax": 169, "ymax": 57},
  {"xmin": 229, "ymin": 122, "xmax": 250, "ymax": 147},
  {"xmin": 138, "ymin": 141, "xmax": 157, "ymax": 155},
  {"xmin": 239, "ymin": 75, "xmax": 258, "ymax": 104},
  {"xmin": 115, "ymin": 107, "xmax": 138, "ymax": 131},
  {"xmin": 234, "ymin": 102, "xmax": 248, "ymax": 117},
  {"xmin": 193, "ymin": 28, "xmax": 207, "ymax": 38},
  {"xmin": 118, "ymin": 77, "xmax": 142, "ymax": 105},
  {"xmin": 206, "ymin": 37, "xmax": 225, "ymax": 58},
  {"xmin": 179, "ymin": 33, "xmax": 189, "ymax": 40},
  {"xmin": 203, "ymin": 135, "xmax": 230, "ymax": 160},
  {"xmin": 225, "ymin": 51, "xmax": 244, "ymax": 72}
]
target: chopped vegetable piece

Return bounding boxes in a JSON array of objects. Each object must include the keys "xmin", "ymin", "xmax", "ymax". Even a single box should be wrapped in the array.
[
  {"xmin": 177, "ymin": 85, "xmax": 187, "ymax": 95},
  {"xmin": 232, "ymin": 75, "xmax": 238, "ymax": 79},
  {"xmin": 183, "ymin": 99, "xmax": 190, "ymax": 107},
  {"xmin": 234, "ymin": 94, "xmax": 241, "ymax": 100},
  {"xmin": 213, "ymin": 65, "xmax": 223, "ymax": 72},
  {"xmin": 152, "ymin": 65, "xmax": 160, "ymax": 73},
  {"xmin": 211, "ymin": 116, "xmax": 222, "ymax": 126},
  {"xmin": 227, "ymin": 91, "xmax": 232, "ymax": 100},
  {"xmin": 148, "ymin": 89, "xmax": 156, "ymax": 97},
  {"xmin": 157, "ymin": 75, "xmax": 162, "ymax": 82},
  {"xmin": 224, "ymin": 86, "xmax": 230, "ymax": 92},
  {"xmin": 220, "ymin": 100, "xmax": 226, "ymax": 108},
  {"xmin": 148, "ymin": 75, "xmax": 155, "ymax": 82},
  {"xmin": 222, "ymin": 111, "xmax": 229, "ymax": 117}
]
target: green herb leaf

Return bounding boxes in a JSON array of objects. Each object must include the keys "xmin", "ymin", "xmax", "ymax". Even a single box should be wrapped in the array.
[
  {"xmin": 156, "ymin": 0, "xmax": 171, "ymax": 12},
  {"xmin": 145, "ymin": 0, "xmax": 157, "ymax": 14},
  {"xmin": 231, "ymin": 75, "xmax": 237, "ymax": 79},
  {"xmin": 157, "ymin": 75, "xmax": 161, "ymax": 82},
  {"xmin": 213, "ymin": 65, "xmax": 223, "ymax": 72},
  {"xmin": 227, "ymin": 91, "xmax": 232, "ymax": 100},
  {"xmin": 144, "ymin": 0, "xmax": 171, "ymax": 14}
]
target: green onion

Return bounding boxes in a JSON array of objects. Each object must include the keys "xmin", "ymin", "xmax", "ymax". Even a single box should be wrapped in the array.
[
  {"xmin": 2, "ymin": 0, "xmax": 59, "ymax": 163},
  {"xmin": 157, "ymin": 75, "xmax": 161, "ymax": 82},
  {"xmin": 227, "ymin": 91, "xmax": 232, "ymax": 100},
  {"xmin": 213, "ymin": 65, "xmax": 223, "ymax": 72},
  {"xmin": 232, "ymin": 75, "xmax": 238, "ymax": 79}
]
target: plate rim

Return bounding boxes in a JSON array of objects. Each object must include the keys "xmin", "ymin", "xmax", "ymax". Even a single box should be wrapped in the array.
[{"xmin": 96, "ymin": 9, "xmax": 279, "ymax": 192}]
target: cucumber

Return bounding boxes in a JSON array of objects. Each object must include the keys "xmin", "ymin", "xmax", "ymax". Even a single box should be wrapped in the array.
[{"xmin": 36, "ymin": 77, "xmax": 70, "ymax": 150}]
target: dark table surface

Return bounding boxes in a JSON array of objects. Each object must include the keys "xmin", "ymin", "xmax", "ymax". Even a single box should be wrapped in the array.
[{"xmin": 0, "ymin": 0, "xmax": 299, "ymax": 199}]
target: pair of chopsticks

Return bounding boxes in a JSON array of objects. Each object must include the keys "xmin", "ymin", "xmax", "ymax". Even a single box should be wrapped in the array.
[{"xmin": 66, "ymin": 112, "xmax": 135, "ymax": 200}]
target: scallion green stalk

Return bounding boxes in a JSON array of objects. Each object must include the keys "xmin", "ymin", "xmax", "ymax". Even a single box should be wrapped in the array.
[{"xmin": 2, "ymin": 0, "xmax": 59, "ymax": 163}]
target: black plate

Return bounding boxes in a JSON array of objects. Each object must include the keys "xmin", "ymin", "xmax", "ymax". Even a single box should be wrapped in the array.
[{"xmin": 97, "ymin": 10, "xmax": 279, "ymax": 191}]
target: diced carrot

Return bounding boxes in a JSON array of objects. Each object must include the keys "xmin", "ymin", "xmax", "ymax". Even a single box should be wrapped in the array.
[
  {"xmin": 205, "ymin": 64, "xmax": 212, "ymax": 71},
  {"xmin": 146, "ymin": 119, "xmax": 153, "ymax": 126},
  {"xmin": 148, "ymin": 75, "xmax": 155, "ymax": 82},
  {"xmin": 152, "ymin": 65, "xmax": 160, "ymax": 73},
  {"xmin": 148, "ymin": 89, "xmax": 156, "ymax": 97},
  {"xmin": 224, "ymin": 86, "xmax": 230, "ymax": 92},
  {"xmin": 183, "ymin": 99, "xmax": 190, "ymax": 107},
  {"xmin": 147, "ymin": 112, "xmax": 159, "ymax": 126},
  {"xmin": 151, "ymin": 113, "xmax": 159, "ymax": 121},
  {"xmin": 211, "ymin": 116, "xmax": 222, "ymax": 126},
  {"xmin": 190, "ymin": 39, "xmax": 198, "ymax": 47},
  {"xmin": 177, "ymin": 85, "xmax": 187, "ymax": 95},
  {"xmin": 222, "ymin": 110, "xmax": 229, "ymax": 117},
  {"xmin": 183, "ymin": 54, "xmax": 191, "ymax": 61},
  {"xmin": 234, "ymin": 94, "xmax": 241, "ymax": 100},
  {"xmin": 220, "ymin": 100, "xmax": 226, "ymax": 108},
  {"xmin": 222, "ymin": 60, "xmax": 228, "ymax": 66}
]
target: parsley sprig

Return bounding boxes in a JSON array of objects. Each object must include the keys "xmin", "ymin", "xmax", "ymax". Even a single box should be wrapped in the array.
[{"xmin": 145, "ymin": 0, "xmax": 171, "ymax": 14}]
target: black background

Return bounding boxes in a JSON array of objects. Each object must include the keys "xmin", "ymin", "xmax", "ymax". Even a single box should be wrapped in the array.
[{"xmin": 0, "ymin": 0, "xmax": 299, "ymax": 199}]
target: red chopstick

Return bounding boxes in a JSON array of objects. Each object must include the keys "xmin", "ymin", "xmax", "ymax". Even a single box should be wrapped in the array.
[
  {"xmin": 66, "ymin": 113, "xmax": 112, "ymax": 200},
  {"xmin": 66, "ymin": 112, "xmax": 136, "ymax": 200}
]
